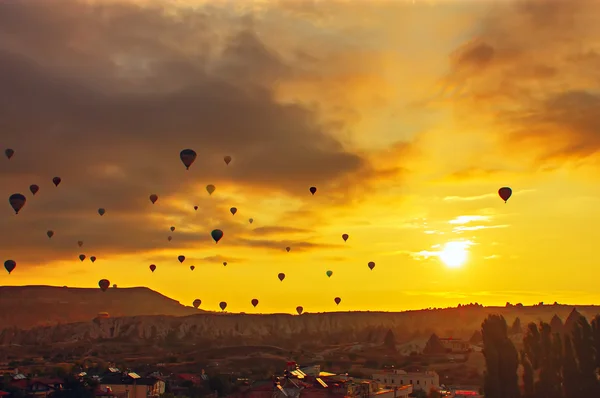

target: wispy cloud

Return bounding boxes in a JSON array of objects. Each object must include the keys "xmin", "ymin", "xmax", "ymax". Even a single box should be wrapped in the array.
[
  {"xmin": 448, "ymin": 215, "xmax": 491, "ymax": 224},
  {"xmin": 452, "ymin": 224, "xmax": 509, "ymax": 232},
  {"xmin": 443, "ymin": 193, "xmax": 496, "ymax": 202}
]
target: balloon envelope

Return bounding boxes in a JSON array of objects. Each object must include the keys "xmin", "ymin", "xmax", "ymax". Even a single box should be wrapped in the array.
[
  {"xmin": 326, "ymin": 270, "xmax": 333, "ymax": 278},
  {"xmin": 211, "ymin": 229, "xmax": 224, "ymax": 243},
  {"xmin": 98, "ymin": 208, "xmax": 105, "ymax": 216},
  {"xmin": 190, "ymin": 265, "xmax": 195, "ymax": 271},
  {"xmin": 498, "ymin": 187, "xmax": 512, "ymax": 203},
  {"xmin": 52, "ymin": 177, "xmax": 61, "ymax": 187},
  {"xmin": 193, "ymin": 299, "xmax": 201, "ymax": 308},
  {"xmin": 224, "ymin": 156, "xmax": 232, "ymax": 165},
  {"xmin": 296, "ymin": 306, "xmax": 303, "ymax": 315},
  {"xmin": 278, "ymin": 272, "xmax": 285, "ymax": 282},
  {"xmin": 206, "ymin": 184, "xmax": 216, "ymax": 195},
  {"xmin": 4, "ymin": 148, "xmax": 14, "ymax": 159},
  {"xmin": 47, "ymin": 230, "xmax": 54, "ymax": 238},
  {"xmin": 309, "ymin": 186, "xmax": 317, "ymax": 195},
  {"xmin": 4, "ymin": 260, "xmax": 16, "ymax": 274},
  {"xmin": 180, "ymin": 149, "xmax": 197, "ymax": 170},
  {"xmin": 251, "ymin": 298, "xmax": 259, "ymax": 308},
  {"xmin": 29, "ymin": 184, "xmax": 39, "ymax": 195},
  {"xmin": 77, "ymin": 241, "xmax": 84, "ymax": 247},
  {"xmin": 9, "ymin": 193, "xmax": 26, "ymax": 214},
  {"xmin": 342, "ymin": 234, "xmax": 349, "ymax": 242},
  {"xmin": 149, "ymin": 194, "xmax": 158, "ymax": 204},
  {"xmin": 90, "ymin": 256, "xmax": 96, "ymax": 263},
  {"xmin": 334, "ymin": 297, "xmax": 341, "ymax": 305},
  {"xmin": 79, "ymin": 254, "xmax": 86, "ymax": 261},
  {"xmin": 150, "ymin": 264, "xmax": 156, "ymax": 272},
  {"xmin": 178, "ymin": 255, "xmax": 185, "ymax": 263},
  {"xmin": 230, "ymin": 207, "xmax": 237, "ymax": 215},
  {"xmin": 285, "ymin": 247, "xmax": 291, "ymax": 252},
  {"xmin": 219, "ymin": 301, "xmax": 227, "ymax": 311},
  {"xmin": 98, "ymin": 279, "xmax": 110, "ymax": 291},
  {"xmin": 368, "ymin": 261, "xmax": 375, "ymax": 270},
  {"xmin": 249, "ymin": 218, "xmax": 254, "ymax": 224}
]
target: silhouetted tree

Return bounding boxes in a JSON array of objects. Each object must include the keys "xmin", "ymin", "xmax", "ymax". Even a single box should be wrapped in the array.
[
  {"xmin": 591, "ymin": 315, "xmax": 600, "ymax": 369},
  {"xmin": 550, "ymin": 315, "xmax": 564, "ymax": 334},
  {"xmin": 523, "ymin": 323, "xmax": 541, "ymax": 370},
  {"xmin": 534, "ymin": 323, "xmax": 561, "ymax": 398},
  {"xmin": 511, "ymin": 318, "xmax": 522, "ymax": 335},
  {"xmin": 520, "ymin": 350, "xmax": 534, "ymax": 398},
  {"xmin": 482, "ymin": 314, "xmax": 520, "ymax": 398},
  {"xmin": 562, "ymin": 334, "xmax": 579, "ymax": 398},
  {"xmin": 571, "ymin": 316, "xmax": 599, "ymax": 396},
  {"xmin": 423, "ymin": 334, "xmax": 445, "ymax": 355},
  {"xmin": 384, "ymin": 329, "xmax": 396, "ymax": 351},
  {"xmin": 469, "ymin": 330, "xmax": 483, "ymax": 345}
]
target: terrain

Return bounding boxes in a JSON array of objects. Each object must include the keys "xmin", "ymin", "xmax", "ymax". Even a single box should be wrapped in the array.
[{"xmin": 0, "ymin": 285, "xmax": 204, "ymax": 329}]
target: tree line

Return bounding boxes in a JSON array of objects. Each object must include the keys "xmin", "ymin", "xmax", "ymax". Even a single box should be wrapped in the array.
[{"xmin": 482, "ymin": 309, "xmax": 600, "ymax": 398}]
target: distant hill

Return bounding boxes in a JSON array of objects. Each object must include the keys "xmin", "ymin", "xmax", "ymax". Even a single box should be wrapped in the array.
[{"xmin": 0, "ymin": 285, "xmax": 204, "ymax": 329}]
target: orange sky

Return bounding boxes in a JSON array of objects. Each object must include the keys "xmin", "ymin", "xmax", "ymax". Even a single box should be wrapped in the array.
[{"xmin": 2, "ymin": 0, "xmax": 600, "ymax": 314}]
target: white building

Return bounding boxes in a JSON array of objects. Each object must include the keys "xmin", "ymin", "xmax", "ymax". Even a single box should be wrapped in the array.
[
  {"xmin": 369, "ymin": 385, "xmax": 413, "ymax": 398},
  {"xmin": 372, "ymin": 369, "xmax": 440, "ymax": 393}
]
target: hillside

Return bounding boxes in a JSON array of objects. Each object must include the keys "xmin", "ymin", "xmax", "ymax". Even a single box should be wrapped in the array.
[
  {"xmin": 0, "ymin": 285, "xmax": 204, "ymax": 329},
  {"xmin": 1, "ymin": 302, "xmax": 599, "ymax": 349}
]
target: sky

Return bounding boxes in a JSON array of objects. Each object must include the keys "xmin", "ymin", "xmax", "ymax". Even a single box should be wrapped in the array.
[{"xmin": 1, "ymin": 0, "xmax": 600, "ymax": 314}]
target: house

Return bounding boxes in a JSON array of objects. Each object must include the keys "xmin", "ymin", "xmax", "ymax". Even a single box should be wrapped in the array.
[
  {"xmin": 438, "ymin": 338, "xmax": 470, "ymax": 353},
  {"xmin": 372, "ymin": 369, "xmax": 440, "ymax": 393},
  {"xmin": 100, "ymin": 371, "xmax": 165, "ymax": 398},
  {"xmin": 8, "ymin": 375, "xmax": 64, "ymax": 397}
]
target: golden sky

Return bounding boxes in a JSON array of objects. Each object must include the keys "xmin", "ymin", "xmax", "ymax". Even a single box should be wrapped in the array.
[{"xmin": 2, "ymin": 0, "xmax": 600, "ymax": 314}]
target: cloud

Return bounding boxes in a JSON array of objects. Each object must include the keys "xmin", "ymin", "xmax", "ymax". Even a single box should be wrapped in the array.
[
  {"xmin": 201, "ymin": 255, "xmax": 245, "ymax": 264},
  {"xmin": 444, "ymin": 0, "xmax": 600, "ymax": 165},
  {"xmin": 448, "ymin": 215, "xmax": 491, "ymax": 225},
  {"xmin": 0, "ymin": 0, "xmax": 398, "ymax": 266},
  {"xmin": 251, "ymin": 226, "xmax": 312, "ymax": 236}
]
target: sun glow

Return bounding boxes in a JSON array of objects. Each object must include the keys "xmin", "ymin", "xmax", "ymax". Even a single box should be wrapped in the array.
[{"xmin": 439, "ymin": 241, "xmax": 470, "ymax": 268}]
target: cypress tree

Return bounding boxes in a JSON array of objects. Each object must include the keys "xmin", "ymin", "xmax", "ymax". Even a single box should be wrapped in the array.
[
  {"xmin": 520, "ymin": 350, "xmax": 534, "ymax": 398},
  {"xmin": 562, "ymin": 334, "xmax": 580, "ymax": 398}
]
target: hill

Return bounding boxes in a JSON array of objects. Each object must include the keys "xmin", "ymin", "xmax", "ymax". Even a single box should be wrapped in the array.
[{"xmin": 0, "ymin": 285, "xmax": 204, "ymax": 329}]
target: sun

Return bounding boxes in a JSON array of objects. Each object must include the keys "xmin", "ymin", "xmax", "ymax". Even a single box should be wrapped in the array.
[{"xmin": 439, "ymin": 241, "xmax": 469, "ymax": 268}]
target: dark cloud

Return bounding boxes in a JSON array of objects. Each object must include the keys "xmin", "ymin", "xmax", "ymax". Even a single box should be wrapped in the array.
[
  {"xmin": 234, "ymin": 238, "xmax": 342, "ymax": 253},
  {"xmin": 443, "ymin": 0, "xmax": 600, "ymax": 164},
  {"xmin": 201, "ymin": 255, "xmax": 245, "ymax": 264},
  {"xmin": 0, "ymin": 0, "xmax": 375, "ymax": 265},
  {"xmin": 251, "ymin": 226, "xmax": 313, "ymax": 236}
]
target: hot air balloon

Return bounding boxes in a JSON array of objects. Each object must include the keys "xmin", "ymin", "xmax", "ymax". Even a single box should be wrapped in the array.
[
  {"xmin": 193, "ymin": 299, "xmax": 201, "ymax": 308},
  {"xmin": 285, "ymin": 247, "xmax": 291, "ymax": 252},
  {"xmin": 230, "ymin": 207, "xmax": 237, "ymax": 215},
  {"xmin": 368, "ymin": 261, "xmax": 375, "ymax": 270},
  {"xmin": 190, "ymin": 265, "xmax": 195, "ymax": 271},
  {"xmin": 296, "ymin": 306, "xmax": 303, "ymax": 315},
  {"xmin": 149, "ymin": 264, "xmax": 156, "ymax": 272},
  {"xmin": 170, "ymin": 226, "xmax": 175, "ymax": 232},
  {"xmin": 77, "ymin": 241, "xmax": 83, "ymax": 247},
  {"xmin": 278, "ymin": 273, "xmax": 285, "ymax": 282},
  {"xmin": 326, "ymin": 270, "xmax": 333, "ymax": 278},
  {"xmin": 180, "ymin": 149, "xmax": 197, "ymax": 170},
  {"xmin": 98, "ymin": 208, "xmax": 105, "ymax": 216},
  {"xmin": 4, "ymin": 148, "xmax": 14, "ymax": 159},
  {"xmin": 194, "ymin": 206, "xmax": 198, "ymax": 211},
  {"xmin": 52, "ymin": 177, "xmax": 61, "ymax": 187},
  {"xmin": 211, "ymin": 229, "xmax": 223, "ymax": 243},
  {"xmin": 498, "ymin": 187, "xmax": 512, "ymax": 203},
  {"xmin": 98, "ymin": 279, "xmax": 110, "ymax": 292},
  {"xmin": 249, "ymin": 218, "xmax": 254, "ymax": 224},
  {"xmin": 224, "ymin": 156, "xmax": 232, "ymax": 165},
  {"xmin": 309, "ymin": 187, "xmax": 317, "ymax": 195},
  {"xmin": 4, "ymin": 260, "xmax": 16, "ymax": 274},
  {"xmin": 90, "ymin": 256, "xmax": 97, "ymax": 263},
  {"xmin": 47, "ymin": 230, "xmax": 54, "ymax": 238},
  {"xmin": 178, "ymin": 255, "xmax": 185, "ymax": 263},
  {"xmin": 29, "ymin": 185, "xmax": 39, "ymax": 195},
  {"xmin": 219, "ymin": 301, "xmax": 227, "ymax": 311},
  {"xmin": 206, "ymin": 184, "xmax": 216, "ymax": 195},
  {"xmin": 9, "ymin": 193, "xmax": 26, "ymax": 214},
  {"xmin": 251, "ymin": 298, "xmax": 259, "ymax": 308},
  {"xmin": 149, "ymin": 194, "xmax": 158, "ymax": 204},
  {"xmin": 168, "ymin": 236, "xmax": 172, "ymax": 242},
  {"xmin": 79, "ymin": 254, "xmax": 86, "ymax": 262},
  {"xmin": 223, "ymin": 262, "xmax": 227, "ymax": 266},
  {"xmin": 334, "ymin": 297, "xmax": 341, "ymax": 305},
  {"xmin": 113, "ymin": 284, "xmax": 117, "ymax": 288},
  {"xmin": 342, "ymin": 234, "xmax": 349, "ymax": 242}
]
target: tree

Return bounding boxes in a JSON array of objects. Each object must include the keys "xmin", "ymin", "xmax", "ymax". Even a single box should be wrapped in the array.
[
  {"xmin": 384, "ymin": 329, "xmax": 396, "ymax": 351},
  {"xmin": 562, "ymin": 334, "xmax": 580, "ymax": 398},
  {"xmin": 511, "ymin": 318, "xmax": 522, "ymax": 335},
  {"xmin": 481, "ymin": 314, "xmax": 520, "ymax": 398},
  {"xmin": 469, "ymin": 330, "xmax": 483, "ymax": 345},
  {"xmin": 571, "ymin": 316, "xmax": 599, "ymax": 396},
  {"xmin": 533, "ymin": 323, "xmax": 561, "ymax": 398},
  {"xmin": 549, "ymin": 315, "xmax": 564, "ymax": 334},
  {"xmin": 423, "ymin": 334, "xmax": 446, "ymax": 355},
  {"xmin": 520, "ymin": 350, "xmax": 534, "ymax": 398}
]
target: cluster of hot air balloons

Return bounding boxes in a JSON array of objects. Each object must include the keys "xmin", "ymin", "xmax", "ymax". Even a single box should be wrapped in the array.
[{"xmin": 3, "ymin": 146, "xmax": 514, "ymax": 313}]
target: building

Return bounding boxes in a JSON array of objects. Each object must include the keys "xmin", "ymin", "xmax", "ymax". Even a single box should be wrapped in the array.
[
  {"xmin": 100, "ymin": 371, "xmax": 165, "ymax": 398},
  {"xmin": 372, "ymin": 369, "xmax": 439, "ymax": 393},
  {"xmin": 439, "ymin": 338, "xmax": 470, "ymax": 353},
  {"xmin": 452, "ymin": 390, "xmax": 482, "ymax": 398}
]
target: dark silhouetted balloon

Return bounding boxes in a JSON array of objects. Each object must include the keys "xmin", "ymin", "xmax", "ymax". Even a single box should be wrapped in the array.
[
  {"xmin": 90, "ymin": 256, "xmax": 96, "ymax": 263},
  {"xmin": 498, "ymin": 187, "xmax": 512, "ymax": 203},
  {"xmin": 29, "ymin": 185, "xmax": 39, "ymax": 195},
  {"xmin": 285, "ymin": 247, "xmax": 291, "ymax": 252},
  {"xmin": 9, "ymin": 193, "xmax": 26, "ymax": 214},
  {"xmin": 4, "ymin": 148, "xmax": 14, "ymax": 159},
  {"xmin": 368, "ymin": 261, "xmax": 375, "ymax": 270},
  {"xmin": 224, "ymin": 156, "xmax": 232, "ymax": 165},
  {"xmin": 342, "ymin": 234, "xmax": 349, "ymax": 242},
  {"xmin": 296, "ymin": 306, "xmax": 303, "ymax": 315},
  {"xmin": 278, "ymin": 273, "xmax": 285, "ymax": 282},
  {"xmin": 149, "ymin": 264, "xmax": 156, "ymax": 272},
  {"xmin": 149, "ymin": 194, "xmax": 158, "ymax": 204},
  {"xmin": 52, "ymin": 177, "xmax": 61, "ymax": 187},
  {"xmin": 47, "ymin": 230, "xmax": 54, "ymax": 238},
  {"xmin": 178, "ymin": 255, "xmax": 185, "ymax": 263},
  {"xmin": 98, "ymin": 208, "xmax": 105, "ymax": 216},
  {"xmin": 219, "ymin": 301, "xmax": 227, "ymax": 311},
  {"xmin": 249, "ymin": 218, "xmax": 254, "ymax": 224},
  {"xmin": 79, "ymin": 254, "xmax": 86, "ymax": 262},
  {"xmin": 98, "ymin": 279, "xmax": 110, "ymax": 292},
  {"xmin": 113, "ymin": 284, "xmax": 117, "ymax": 288},
  {"xmin": 4, "ymin": 260, "xmax": 16, "ymax": 274},
  {"xmin": 194, "ymin": 206, "xmax": 198, "ymax": 211},
  {"xmin": 170, "ymin": 226, "xmax": 175, "ymax": 232},
  {"xmin": 190, "ymin": 265, "xmax": 195, "ymax": 271},
  {"xmin": 193, "ymin": 299, "xmax": 201, "ymax": 308},
  {"xmin": 251, "ymin": 298, "xmax": 259, "ymax": 308},
  {"xmin": 206, "ymin": 184, "xmax": 216, "ymax": 195},
  {"xmin": 326, "ymin": 270, "xmax": 333, "ymax": 278},
  {"xmin": 230, "ymin": 207, "xmax": 237, "ymax": 215},
  {"xmin": 334, "ymin": 297, "xmax": 341, "ymax": 305},
  {"xmin": 168, "ymin": 236, "xmax": 172, "ymax": 242},
  {"xmin": 78, "ymin": 241, "xmax": 84, "ymax": 247},
  {"xmin": 223, "ymin": 262, "xmax": 227, "ymax": 266},
  {"xmin": 309, "ymin": 187, "xmax": 317, "ymax": 195},
  {"xmin": 180, "ymin": 149, "xmax": 197, "ymax": 170},
  {"xmin": 211, "ymin": 229, "xmax": 224, "ymax": 243}
]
